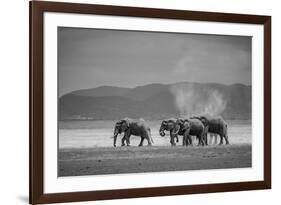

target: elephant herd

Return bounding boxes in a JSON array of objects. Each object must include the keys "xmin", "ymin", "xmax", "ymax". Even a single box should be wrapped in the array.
[{"xmin": 113, "ymin": 116, "xmax": 229, "ymax": 147}]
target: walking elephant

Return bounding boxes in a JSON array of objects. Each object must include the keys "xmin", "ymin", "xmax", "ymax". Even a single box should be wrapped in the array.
[
  {"xmin": 195, "ymin": 116, "xmax": 229, "ymax": 145},
  {"xmin": 159, "ymin": 119, "xmax": 179, "ymax": 146},
  {"xmin": 175, "ymin": 118, "xmax": 206, "ymax": 146},
  {"xmin": 113, "ymin": 118, "xmax": 154, "ymax": 147}
]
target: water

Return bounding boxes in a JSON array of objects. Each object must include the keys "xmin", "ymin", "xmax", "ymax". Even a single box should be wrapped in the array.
[{"xmin": 59, "ymin": 120, "xmax": 251, "ymax": 149}]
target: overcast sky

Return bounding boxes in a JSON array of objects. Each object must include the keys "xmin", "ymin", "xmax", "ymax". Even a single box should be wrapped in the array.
[{"xmin": 58, "ymin": 27, "xmax": 251, "ymax": 96}]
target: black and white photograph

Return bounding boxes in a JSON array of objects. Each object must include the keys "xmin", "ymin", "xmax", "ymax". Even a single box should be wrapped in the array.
[{"xmin": 58, "ymin": 27, "xmax": 252, "ymax": 177}]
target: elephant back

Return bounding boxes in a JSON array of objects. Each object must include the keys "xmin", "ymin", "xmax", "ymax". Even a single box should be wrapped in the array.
[
  {"xmin": 135, "ymin": 118, "xmax": 150, "ymax": 129},
  {"xmin": 188, "ymin": 118, "xmax": 204, "ymax": 127},
  {"xmin": 206, "ymin": 116, "xmax": 227, "ymax": 135}
]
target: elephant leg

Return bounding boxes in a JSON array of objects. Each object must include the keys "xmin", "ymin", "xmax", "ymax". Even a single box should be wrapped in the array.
[
  {"xmin": 214, "ymin": 134, "xmax": 218, "ymax": 144},
  {"xmin": 176, "ymin": 135, "xmax": 179, "ymax": 143},
  {"xmin": 145, "ymin": 133, "xmax": 153, "ymax": 146},
  {"xmin": 139, "ymin": 137, "xmax": 144, "ymax": 146},
  {"xmin": 185, "ymin": 135, "xmax": 190, "ymax": 146},
  {"xmin": 197, "ymin": 136, "xmax": 200, "ymax": 146},
  {"xmin": 123, "ymin": 133, "xmax": 131, "ymax": 146},
  {"xmin": 209, "ymin": 134, "xmax": 213, "ymax": 144},
  {"xmin": 219, "ymin": 135, "xmax": 224, "ymax": 145},
  {"xmin": 170, "ymin": 135, "xmax": 176, "ymax": 146},
  {"xmin": 199, "ymin": 135, "xmax": 205, "ymax": 146},
  {"xmin": 121, "ymin": 135, "xmax": 126, "ymax": 146},
  {"xmin": 182, "ymin": 135, "xmax": 186, "ymax": 146},
  {"xmin": 188, "ymin": 135, "xmax": 193, "ymax": 146},
  {"xmin": 224, "ymin": 135, "xmax": 230, "ymax": 145},
  {"xmin": 197, "ymin": 135, "xmax": 202, "ymax": 146},
  {"xmin": 201, "ymin": 135, "xmax": 205, "ymax": 146},
  {"xmin": 172, "ymin": 137, "xmax": 176, "ymax": 146},
  {"xmin": 203, "ymin": 136, "xmax": 206, "ymax": 146},
  {"xmin": 203, "ymin": 135, "xmax": 207, "ymax": 145},
  {"xmin": 126, "ymin": 136, "xmax": 131, "ymax": 146}
]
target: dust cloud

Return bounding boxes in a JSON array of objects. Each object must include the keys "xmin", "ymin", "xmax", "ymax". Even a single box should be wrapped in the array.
[{"xmin": 170, "ymin": 84, "xmax": 227, "ymax": 117}]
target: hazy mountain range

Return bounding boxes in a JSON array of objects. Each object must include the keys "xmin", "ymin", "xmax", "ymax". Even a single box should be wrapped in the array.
[{"xmin": 59, "ymin": 82, "xmax": 251, "ymax": 120}]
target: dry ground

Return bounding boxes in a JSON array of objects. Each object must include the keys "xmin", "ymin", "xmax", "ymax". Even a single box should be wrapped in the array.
[{"xmin": 58, "ymin": 144, "xmax": 251, "ymax": 176}]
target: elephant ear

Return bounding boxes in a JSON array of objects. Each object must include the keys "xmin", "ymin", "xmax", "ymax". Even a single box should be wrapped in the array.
[
  {"xmin": 183, "ymin": 119, "xmax": 191, "ymax": 129},
  {"xmin": 114, "ymin": 121, "xmax": 122, "ymax": 134},
  {"xmin": 121, "ymin": 119, "xmax": 130, "ymax": 131},
  {"xmin": 199, "ymin": 116, "xmax": 208, "ymax": 126},
  {"xmin": 176, "ymin": 119, "xmax": 184, "ymax": 128},
  {"xmin": 167, "ymin": 119, "xmax": 177, "ymax": 130},
  {"xmin": 161, "ymin": 120, "xmax": 168, "ymax": 126}
]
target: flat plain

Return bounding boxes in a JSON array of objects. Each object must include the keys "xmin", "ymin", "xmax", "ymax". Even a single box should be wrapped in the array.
[{"xmin": 58, "ymin": 144, "xmax": 251, "ymax": 176}]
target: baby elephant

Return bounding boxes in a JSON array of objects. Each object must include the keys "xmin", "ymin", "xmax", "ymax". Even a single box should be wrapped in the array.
[{"xmin": 113, "ymin": 118, "xmax": 154, "ymax": 147}]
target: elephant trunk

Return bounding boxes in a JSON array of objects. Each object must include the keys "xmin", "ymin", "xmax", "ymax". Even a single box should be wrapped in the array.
[
  {"xmin": 171, "ymin": 124, "xmax": 180, "ymax": 136},
  {"xmin": 159, "ymin": 128, "xmax": 165, "ymax": 137},
  {"xmin": 113, "ymin": 134, "xmax": 117, "ymax": 147},
  {"xmin": 113, "ymin": 127, "xmax": 119, "ymax": 147}
]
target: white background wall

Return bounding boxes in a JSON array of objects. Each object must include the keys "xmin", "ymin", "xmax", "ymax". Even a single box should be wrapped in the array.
[{"xmin": 0, "ymin": 0, "xmax": 278, "ymax": 204}]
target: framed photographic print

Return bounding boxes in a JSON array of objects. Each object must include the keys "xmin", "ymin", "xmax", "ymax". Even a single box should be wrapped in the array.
[{"xmin": 29, "ymin": 1, "xmax": 271, "ymax": 204}]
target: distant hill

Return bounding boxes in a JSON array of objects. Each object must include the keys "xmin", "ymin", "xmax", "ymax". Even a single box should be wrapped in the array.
[
  {"xmin": 59, "ymin": 82, "xmax": 251, "ymax": 120},
  {"xmin": 70, "ymin": 86, "xmax": 131, "ymax": 97}
]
